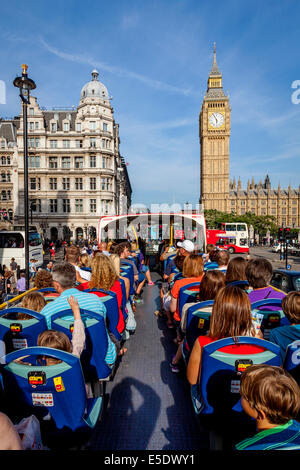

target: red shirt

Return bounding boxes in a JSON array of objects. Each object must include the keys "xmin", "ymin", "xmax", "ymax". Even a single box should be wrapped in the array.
[
  {"xmin": 171, "ymin": 276, "xmax": 203, "ymax": 322},
  {"xmin": 198, "ymin": 335, "xmax": 265, "ymax": 353},
  {"xmin": 77, "ymin": 280, "xmax": 124, "ymax": 333}
]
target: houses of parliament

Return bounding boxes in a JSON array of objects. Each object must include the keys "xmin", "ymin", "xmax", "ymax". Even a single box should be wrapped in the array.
[{"xmin": 199, "ymin": 46, "xmax": 300, "ymax": 228}]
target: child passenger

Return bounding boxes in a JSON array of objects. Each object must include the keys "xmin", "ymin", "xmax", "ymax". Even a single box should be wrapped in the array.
[{"xmin": 236, "ymin": 365, "xmax": 300, "ymax": 450}]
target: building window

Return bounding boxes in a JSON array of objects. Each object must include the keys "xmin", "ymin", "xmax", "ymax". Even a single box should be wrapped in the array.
[
  {"xmin": 292, "ymin": 208, "xmax": 297, "ymax": 215},
  {"xmin": 29, "ymin": 122, "xmax": 34, "ymax": 131},
  {"xmin": 75, "ymin": 157, "xmax": 83, "ymax": 169},
  {"xmin": 75, "ymin": 199, "xmax": 83, "ymax": 213},
  {"xmin": 50, "ymin": 199, "xmax": 57, "ymax": 213},
  {"xmin": 35, "ymin": 138, "xmax": 40, "ymax": 148},
  {"xmin": 103, "ymin": 122, "xmax": 108, "ymax": 131},
  {"xmin": 1, "ymin": 156, "xmax": 6, "ymax": 165},
  {"xmin": 271, "ymin": 209, "xmax": 276, "ymax": 215},
  {"xmin": 90, "ymin": 137, "xmax": 96, "ymax": 148},
  {"xmin": 75, "ymin": 139, "xmax": 83, "ymax": 148},
  {"xmin": 63, "ymin": 199, "xmax": 70, "ymax": 213},
  {"xmin": 50, "ymin": 140, "xmax": 58, "ymax": 148},
  {"xmin": 62, "ymin": 177, "xmax": 70, "ymax": 190},
  {"xmin": 282, "ymin": 208, "xmax": 286, "ymax": 215},
  {"xmin": 31, "ymin": 199, "xmax": 41, "ymax": 212},
  {"xmin": 29, "ymin": 156, "xmax": 40, "ymax": 168},
  {"xmin": 90, "ymin": 177, "xmax": 96, "ymax": 190},
  {"xmin": 62, "ymin": 157, "xmax": 71, "ymax": 169},
  {"xmin": 76, "ymin": 122, "xmax": 81, "ymax": 132},
  {"xmin": 101, "ymin": 177, "xmax": 111, "ymax": 191},
  {"xmin": 90, "ymin": 199, "xmax": 96, "ymax": 213},
  {"xmin": 75, "ymin": 178, "xmax": 83, "ymax": 190},
  {"xmin": 1, "ymin": 172, "xmax": 6, "ymax": 182},
  {"xmin": 35, "ymin": 122, "xmax": 39, "ymax": 130},
  {"xmin": 1, "ymin": 190, "xmax": 7, "ymax": 201},
  {"xmin": 90, "ymin": 121, "xmax": 96, "ymax": 131},
  {"xmin": 28, "ymin": 138, "xmax": 35, "ymax": 148},
  {"xmin": 102, "ymin": 199, "xmax": 110, "ymax": 214},
  {"xmin": 90, "ymin": 155, "xmax": 96, "ymax": 168},
  {"xmin": 6, "ymin": 172, "xmax": 11, "ymax": 182},
  {"xmin": 63, "ymin": 122, "xmax": 70, "ymax": 132},
  {"xmin": 51, "ymin": 122, "xmax": 57, "ymax": 132},
  {"xmin": 30, "ymin": 177, "xmax": 41, "ymax": 190},
  {"xmin": 49, "ymin": 157, "xmax": 58, "ymax": 169},
  {"xmin": 29, "ymin": 108, "xmax": 34, "ymax": 116},
  {"xmin": 49, "ymin": 178, "xmax": 57, "ymax": 190},
  {"xmin": 63, "ymin": 140, "xmax": 70, "ymax": 149}
]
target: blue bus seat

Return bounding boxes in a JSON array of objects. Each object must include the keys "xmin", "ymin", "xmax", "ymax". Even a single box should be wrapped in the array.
[
  {"xmin": 283, "ymin": 340, "xmax": 300, "ymax": 386},
  {"xmin": 204, "ymin": 262, "xmax": 219, "ymax": 271},
  {"xmin": 50, "ymin": 308, "xmax": 113, "ymax": 382},
  {"xmin": 82, "ymin": 288, "xmax": 123, "ymax": 341},
  {"xmin": 197, "ymin": 336, "xmax": 280, "ymax": 416},
  {"xmin": 120, "ymin": 261, "xmax": 134, "ymax": 295},
  {"xmin": 251, "ymin": 298, "xmax": 290, "ymax": 340},
  {"xmin": 0, "ymin": 346, "xmax": 103, "ymax": 449},
  {"xmin": 119, "ymin": 278, "xmax": 128, "ymax": 322},
  {"xmin": 0, "ymin": 308, "xmax": 47, "ymax": 353},
  {"xmin": 178, "ymin": 281, "xmax": 201, "ymax": 319},
  {"xmin": 182, "ymin": 301, "xmax": 214, "ymax": 364},
  {"xmin": 226, "ymin": 280, "xmax": 249, "ymax": 288}
]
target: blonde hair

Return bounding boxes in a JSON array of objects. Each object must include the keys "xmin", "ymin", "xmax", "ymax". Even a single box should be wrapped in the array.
[
  {"xmin": 79, "ymin": 253, "xmax": 91, "ymax": 268},
  {"xmin": 89, "ymin": 254, "xmax": 118, "ymax": 291},
  {"xmin": 20, "ymin": 291, "xmax": 46, "ymax": 317},
  {"xmin": 109, "ymin": 254, "xmax": 121, "ymax": 277},
  {"xmin": 182, "ymin": 254, "xmax": 204, "ymax": 278}
]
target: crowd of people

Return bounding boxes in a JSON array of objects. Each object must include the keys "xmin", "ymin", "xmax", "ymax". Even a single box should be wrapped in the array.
[
  {"xmin": 0, "ymin": 236, "xmax": 300, "ymax": 450},
  {"xmin": 157, "ymin": 239, "xmax": 300, "ymax": 450}
]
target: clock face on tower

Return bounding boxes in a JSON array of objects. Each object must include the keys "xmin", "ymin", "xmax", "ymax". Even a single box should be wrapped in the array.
[{"xmin": 208, "ymin": 112, "xmax": 225, "ymax": 128}]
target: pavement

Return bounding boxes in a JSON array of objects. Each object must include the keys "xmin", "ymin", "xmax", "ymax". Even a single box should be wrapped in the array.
[{"xmin": 241, "ymin": 246, "xmax": 300, "ymax": 271}]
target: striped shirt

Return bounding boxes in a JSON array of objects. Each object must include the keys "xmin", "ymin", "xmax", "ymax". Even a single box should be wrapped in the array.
[{"xmin": 40, "ymin": 287, "xmax": 116, "ymax": 366}]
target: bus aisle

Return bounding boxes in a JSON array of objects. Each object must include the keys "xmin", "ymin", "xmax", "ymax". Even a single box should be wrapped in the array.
[{"xmin": 86, "ymin": 272, "xmax": 209, "ymax": 451}]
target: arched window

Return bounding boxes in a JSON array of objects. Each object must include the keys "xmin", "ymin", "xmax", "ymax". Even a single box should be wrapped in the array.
[
  {"xmin": 7, "ymin": 190, "xmax": 11, "ymax": 200},
  {"xmin": 7, "ymin": 156, "xmax": 10, "ymax": 165},
  {"xmin": 6, "ymin": 172, "xmax": 10, "ymax": 182},
  {"xmin": 1, "ymin": 156, "xmax": 6, "ymax": 165},
  {"xmin": 1, "ymin": 173, "xmax": 6, "ymax": 182},
  {"xmin": 1, "ymin": 190, "xmax": 7, "ymax": 201}
]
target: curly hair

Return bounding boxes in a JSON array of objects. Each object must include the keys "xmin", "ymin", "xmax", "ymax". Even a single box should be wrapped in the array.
[
  {"xmin": 89, "ymin": 254, "xmax": 118, "ymax": 291},
  {"xmin": 34, "ymin": 269, "xmax": 53, "ymax": 289}
]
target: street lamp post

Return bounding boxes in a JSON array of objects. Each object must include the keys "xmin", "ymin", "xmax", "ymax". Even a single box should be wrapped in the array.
[{"xmin": 13, "ymin": 65, "xmax": 36, "ymax": 290}]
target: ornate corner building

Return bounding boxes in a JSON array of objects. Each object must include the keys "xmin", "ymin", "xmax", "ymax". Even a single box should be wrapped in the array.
[
  {"xmin": 200, "ymin": 47, "xmax": 299, "ymax": 228},
  {"xmin": 0, "ymin": 70, "xmax": 132, "ymax": 240}
]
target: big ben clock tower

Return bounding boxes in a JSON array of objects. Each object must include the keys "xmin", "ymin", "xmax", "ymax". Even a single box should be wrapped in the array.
[{"xmin": 200, "ymin": 44, "xmax": 231, "ymax": 211}]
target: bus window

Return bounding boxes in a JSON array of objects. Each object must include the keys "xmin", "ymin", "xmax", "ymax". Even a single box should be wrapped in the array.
[
  {"xmin": 29, "ymin": 232, "xmax": 42, "ymax": 247},
  {"xmin": 237, "ymin": 224, "xmax": 246, "ymax": 232},
  {"xmin": 0, "ymin": 232, "xmax": 24, "ymax": 248},
  {"xmin": 216, "ymin": 238, "xmax": 226, "ymax": 246},
  {"xmin": 240, "ymin": 238, "xmax": 247, "ymax": 246},
  {"xmin": 225, "ymin": 224, "xmax": 236, "ymax": 232}
]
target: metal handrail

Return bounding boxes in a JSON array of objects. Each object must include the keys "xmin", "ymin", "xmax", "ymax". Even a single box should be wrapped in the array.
[{"xmin": 0, "ymin": 287, "xmax": 37, "ymax": 310}]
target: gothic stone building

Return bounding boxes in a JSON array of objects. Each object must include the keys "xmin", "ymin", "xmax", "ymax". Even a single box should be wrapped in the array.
[
  {"xmin": 199, "ymin": 47, "xmax": 299, "ymax": 228},
  {"xmin": 0, "ymin": 70, "xmax": 132, "ymax": 241}
]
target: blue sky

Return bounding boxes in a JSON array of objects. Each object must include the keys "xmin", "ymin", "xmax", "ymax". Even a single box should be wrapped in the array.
[{"xmin": 1, "ymin": 0, "xmax": 300, "ymax": 208}]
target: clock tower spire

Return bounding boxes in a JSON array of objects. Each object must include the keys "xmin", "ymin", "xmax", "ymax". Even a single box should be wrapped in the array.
[{"xmin": 200, "ymin": 44, "xmax": 231, "ymax": 212}]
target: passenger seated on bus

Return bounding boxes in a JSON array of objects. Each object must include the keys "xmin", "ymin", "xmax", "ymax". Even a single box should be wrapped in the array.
[
  {"xmin": 269, "ymin": 292, "xmax": 300, "ymax": 363},
  {"xmin": 235, "ymin": 365, "xmax": 300, "ymax": 450},
  {"xmin": 155, "ymin": 254, "xmax": 185, "ymax": 320},
  {"xmin": 203, "ymin": 248, "xmax": 219, "ymax": 270},
  {"xmin": 225, "ymin": 256, "xmax": 248, "ymax": 287},
  {"xmin": 76, "ymin": 254, "xmax": 126, "ymax": 355},
  {"xmin": 34, "ymin": 269, "xmax": 59, "ymax": 302},
  {"xmin": 107, "ymin": 240, "xmax": 118, "ymax": 253},
  {"xmin": 202, "ymin": 243, "xmax": 216, "ymax": 264},
  {"xmin": 170, "ymin": 270, "xmax": 225, "ymax": 373},
  {"xmin": 131, "ymin": 241, "xmax": 154, "ymax": 285},
  {"xmin": 78, "ymin": 253, "xmax": 91, "ymax": 271},
  {"xmin": 65, "ymin": 245, "xmax": 91, "ymax": 283},
  {"xmin": 215, "ymin": 250, "xmax": 230, "ymax": 273},
  {"xmin": 186, "ymin": 285, "xmax": 264, "ymax": 386},
  {"xmin": 163, "ymin": 240, "xmax": 195, "ymax": 278},
  {"xmin": 115, "ymin": 242, "xmax": 146, "ymax": 299},
  {"xmin": 37, "ymin": 296, "xmax": 85, "ymax": 364},
  {"xmin": 246, "ymin": 258, "xmax": 286, "ymax": 303},
  {"xmin": 98, "ymin": 242, "xmax": 110, "ymax": 256},
  {"xmin": 169, "ymin": 254, "xmax": 204, "ymax": 335},
  {"xmin": 3, "ymin": 291, "xmax": 47, "ymax": 321}
]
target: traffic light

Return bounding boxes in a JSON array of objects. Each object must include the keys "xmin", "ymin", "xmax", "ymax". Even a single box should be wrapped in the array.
[
  {"xmin": 284, "ymin": 227, "xmax": 290, "ymax": 239},
  {"xmin": 278, "ymin": 227, "xmax": 284, "ymax": 241}
]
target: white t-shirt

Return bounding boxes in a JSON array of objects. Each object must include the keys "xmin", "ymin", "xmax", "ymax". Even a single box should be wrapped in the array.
[{"xmin": 75, "ymin": 265, "xmax": 91, "ymax": 281}]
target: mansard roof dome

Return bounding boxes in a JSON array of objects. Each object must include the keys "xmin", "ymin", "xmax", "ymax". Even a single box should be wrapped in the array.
[{"xmin": 80, "ymin": 70, "xmax": 109, "ymax": 101}]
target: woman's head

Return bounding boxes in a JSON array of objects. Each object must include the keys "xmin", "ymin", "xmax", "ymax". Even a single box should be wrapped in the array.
[
  {"xmin": 174, "ymin": 254, "xmax": 185, "ymax": 272},
  {"xmin": 37, "ymin": 330, "xmax": 71, "ymax": 365},
  {"xmin": 20, "ymin": 291, "xmax": 46, "ymax": 317},
  {"xmin": 182, "ymin": 254, "xmax": 204, "ymax": 278},
  {"xmin": 109, "ymin": 254, "xmax": 121, "ymax": 277},
  {"xmin": 34, "ymin": 269, "xmax": 53, "ymax": 289},
  {"xmin": 199, "ymin": 270, "xmax": 225, "ymax": 301},
  {"xmin": 79, "ymin": 253, "xmax": 91, "ymax": 268},
  {"xmin": 90, "ymin": 254, "xmax": 118, "ymax": 290},
  {"xmin": 225, "ymin": 256, "xmax": 247, "ymax": 283},
  {"xmin": 209, "ymin": 285, "xmax": 253, "ymax": 339}
]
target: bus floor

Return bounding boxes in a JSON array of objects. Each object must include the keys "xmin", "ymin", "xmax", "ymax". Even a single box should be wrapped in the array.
[{"xmin": 86, "ymin": 272, "xmax": 210, "ymax": 451}]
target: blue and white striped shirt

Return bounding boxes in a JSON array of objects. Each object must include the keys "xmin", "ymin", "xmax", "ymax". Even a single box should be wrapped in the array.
[{"xmin": 40, "ymin": 288, "xmax": 116, "ymax": 366}]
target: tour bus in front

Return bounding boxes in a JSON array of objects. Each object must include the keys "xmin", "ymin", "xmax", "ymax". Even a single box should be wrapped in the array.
[
  {"xmin": 207, "ymin": 228, "xmax": 249, "ymax": 254},
  {"xmin": 0, "ymin": 230, "xmax": 43, "ymax": 269}
]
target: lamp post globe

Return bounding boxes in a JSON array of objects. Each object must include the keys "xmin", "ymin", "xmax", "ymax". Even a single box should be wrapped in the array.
[{"xmin": 13, "ymin": 65, "xmax": 36, "ymax": 290}]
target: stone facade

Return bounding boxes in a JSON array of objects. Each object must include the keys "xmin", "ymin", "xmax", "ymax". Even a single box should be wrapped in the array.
[
  {"xmin": 0, "ymin": 70, "xmax": 132, "ymax": 241},
  {"xmin": 200, "ymin": 47, "xmax": 299, "ymax": 228}
]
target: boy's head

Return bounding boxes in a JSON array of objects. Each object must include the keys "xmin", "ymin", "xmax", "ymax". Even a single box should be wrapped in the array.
[
  {"xmin": 240, "ymin": 364, "xmax": 300, "ymax": 426},
  {"xmin": 38, "ymin": 330, "xmax": 71, "ymax": 365},
  {"xmin": 245, "ymin": 258, "xmax": 273, "ymax": 288},
  {"xmin": 216, "ymin": 249, "xmax": 230, "ymax": 267},
  {"xmin": 282, "ymin": 291, "xmax": 300, "ymax": 325}
]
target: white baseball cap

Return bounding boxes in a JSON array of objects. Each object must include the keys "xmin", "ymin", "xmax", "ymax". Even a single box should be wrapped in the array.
[{"xmin": 177, "ymin": 240, "xmax": 195, "ymax": 253}]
